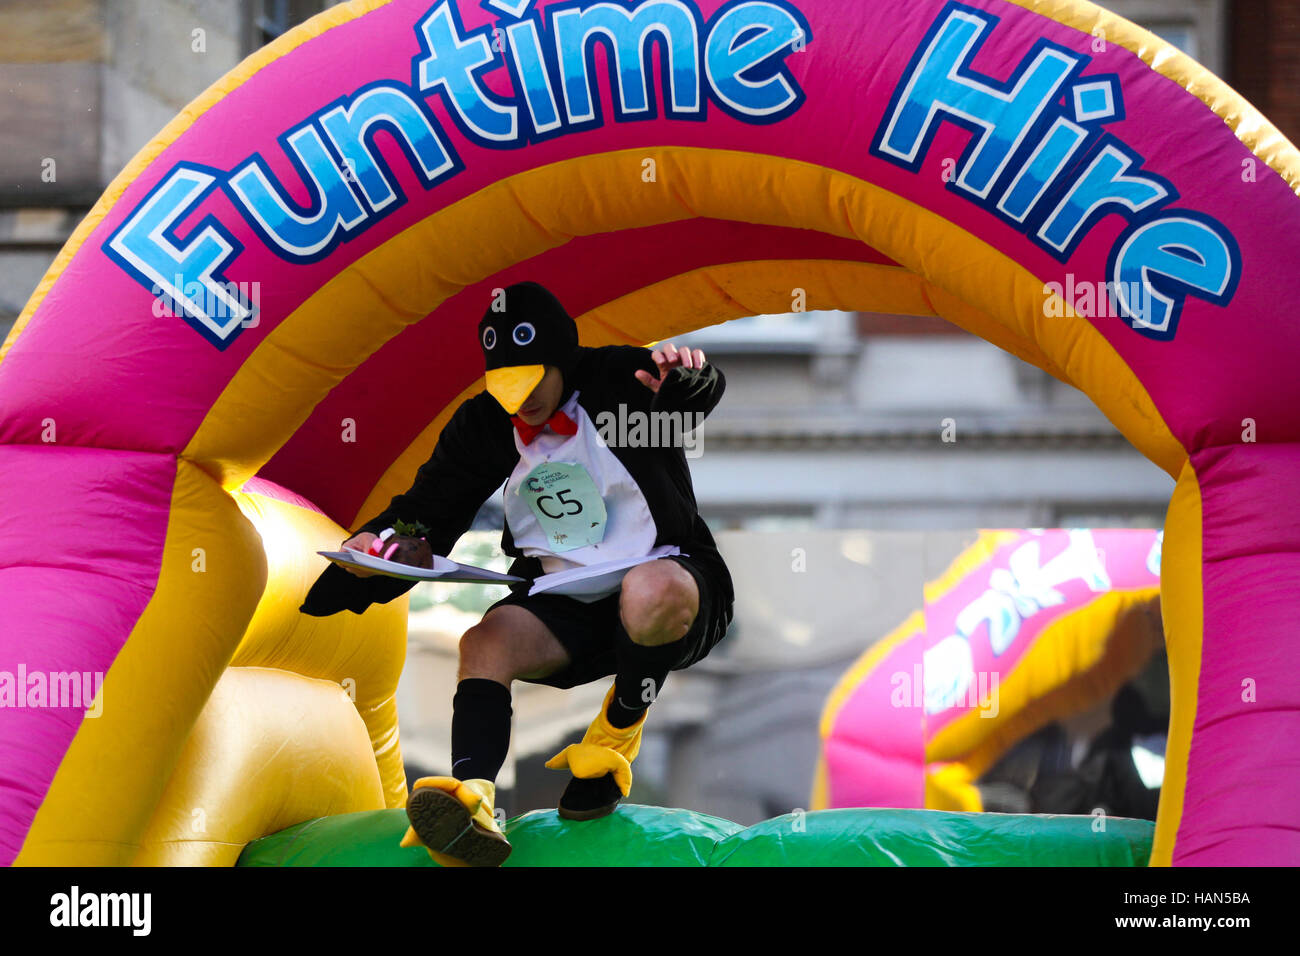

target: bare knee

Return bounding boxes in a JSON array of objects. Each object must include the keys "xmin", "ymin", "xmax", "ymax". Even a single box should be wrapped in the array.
[
  {"xmin": 459, "ymin": 607, "xmax": 571, "ymax": 683},
  {"xmin": 458, "ymin": 619, "xmax": 515, "ymax": 684},
  {"xmin": 619, "ymin": 562, "xmax": 698, "ymax": 646}
]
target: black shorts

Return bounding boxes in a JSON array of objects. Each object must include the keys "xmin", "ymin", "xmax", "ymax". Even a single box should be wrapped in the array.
[{"xmin": 484, "ymin": 549, "xmax": 734, "ymax": 690}]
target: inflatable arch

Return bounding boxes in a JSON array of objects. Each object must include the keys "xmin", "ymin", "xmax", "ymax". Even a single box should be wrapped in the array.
[
  {"xmin": 1, "ymin": 0, "xmax": 1298, "ymax": 866},
  {"xmin": 814, "ymin": 529, "xmax": 1164, "ymax": 813}
]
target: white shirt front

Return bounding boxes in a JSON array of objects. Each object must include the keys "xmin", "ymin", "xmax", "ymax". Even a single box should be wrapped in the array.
[{"xmin": 504, "ymin": 391, "xmax": 671, "ymax": 599}]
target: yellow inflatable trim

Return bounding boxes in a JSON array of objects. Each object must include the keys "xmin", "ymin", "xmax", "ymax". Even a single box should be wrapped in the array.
[{"xmin": 134, "ymin": 666, "xmax": 386, "ymax": 866}]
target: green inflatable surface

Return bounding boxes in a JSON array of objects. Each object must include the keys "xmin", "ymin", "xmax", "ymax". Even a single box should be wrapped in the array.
[{"xmin": 236, "ymin": 805, "xmax": 1154, "ymax": 867}]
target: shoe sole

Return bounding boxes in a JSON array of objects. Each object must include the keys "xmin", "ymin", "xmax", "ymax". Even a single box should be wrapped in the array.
[
  {"xmin": 558, "ymin": 772, "xmax": 625, "ymax": 822},
  {"xmin": 557, "ymin": 800, "xmax": 620, "ymax": 821},
  {"xmin": 557, "ymin": 783, "xmax": 622, "ymax": 821},
  {"xmin": 407, "ymin": 787, "xmax": 511, "ymax": 867}
]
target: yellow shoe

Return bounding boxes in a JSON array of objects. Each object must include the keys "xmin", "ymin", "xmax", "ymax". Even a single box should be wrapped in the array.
[
  {"xmin": 545, "ymin": 685, "xmax": 647, "ymax": 820},
  {"xmin": 400, "ymin": 776, "xmax": 511, "ymax": 867}
]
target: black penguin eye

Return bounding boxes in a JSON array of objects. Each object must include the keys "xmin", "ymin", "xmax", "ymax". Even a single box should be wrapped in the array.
[
  {"xmin": 512, "ymin": 322, "xmax": 535, "ymax": 345},
  {"xmin": 482, "ymin": 327, "xmax": 497, "ymax": 350}
]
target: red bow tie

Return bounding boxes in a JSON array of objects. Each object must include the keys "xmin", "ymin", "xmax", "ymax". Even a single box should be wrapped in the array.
[{"xmin": 512, "ymin": 409, "xmax": 578, "ymax": 444}]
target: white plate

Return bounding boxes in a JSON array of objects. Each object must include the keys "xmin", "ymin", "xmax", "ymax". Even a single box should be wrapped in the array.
[
  {"xmin": 318, "ymin": 549, "xmax": 524, "ymax": 584},
  {"xmin": 528, "ymin": 546, "xmax": 684, "ymax": 599}
]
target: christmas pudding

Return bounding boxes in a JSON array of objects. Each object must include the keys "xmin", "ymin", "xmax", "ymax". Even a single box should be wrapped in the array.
[{"xmin": 367, "ymin": 520, "xmax": 434, "ymax": 569}]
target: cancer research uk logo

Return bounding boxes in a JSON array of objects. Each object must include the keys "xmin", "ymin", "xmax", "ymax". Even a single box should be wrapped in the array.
[
  {"xmin": 869, "ymin": 1, "xmax": 1240, "ymax": 340},
  {"xmin": 102, "ymin": 0, "xmax": 813, "ymax": 350}
]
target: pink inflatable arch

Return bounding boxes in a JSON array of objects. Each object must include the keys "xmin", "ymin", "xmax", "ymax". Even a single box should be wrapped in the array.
[{"xmin": 817, "ymin": 529, "xmax": 1163, "ymax": 812}]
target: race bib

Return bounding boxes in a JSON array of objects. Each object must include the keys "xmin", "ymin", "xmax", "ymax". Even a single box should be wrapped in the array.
[{"xmin": 517, "ymin": 461, "xmax": 607, "ymax": 553}]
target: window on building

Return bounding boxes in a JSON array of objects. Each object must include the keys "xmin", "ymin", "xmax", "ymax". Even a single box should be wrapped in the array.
[
  {"xmin": 244, "ymin": 0, "xmax": 333, "ymax": 53},
  {"xmin": 1095, "ymin": 1, "xmax": 1227, "ymax": 74},
  {"xmin": 1143, "ymin": 22, "xmax": 1197, "ymax": 58},
  {"xmin": 675, "ymin": 310, "xmax": 854, "ymax": 353},
  {"xmin": 1051, "ymin": 506, "xmax": 1166, "ymax": 529}
]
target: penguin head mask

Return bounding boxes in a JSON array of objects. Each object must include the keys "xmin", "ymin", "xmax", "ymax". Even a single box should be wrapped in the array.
[{"xmin": 478, "ymin": 281, "xmax": 579, "ymax": 415}]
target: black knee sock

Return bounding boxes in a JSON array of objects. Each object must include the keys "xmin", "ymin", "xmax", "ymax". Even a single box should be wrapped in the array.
[
  {"xmin": 606, "ymin": 621, "xmax": 686, "ymax": 729},
  {"xmin": 450, "ymin": 678, "xmax": 512, "ymax": 783}
]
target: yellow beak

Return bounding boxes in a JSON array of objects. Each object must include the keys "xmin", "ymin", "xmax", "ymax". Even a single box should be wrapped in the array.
[{"xmin": 485, "ymin": 365, "xmax": 545, "ymax": 415}]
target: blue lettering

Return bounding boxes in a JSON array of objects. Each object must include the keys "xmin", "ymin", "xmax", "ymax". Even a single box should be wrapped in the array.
[
  {"xmin": 705, "ymin": 1, "xmax": 808, "ymax": 119},
  {"xmin": 318, "ymin": 83, "xmax": 457, "ymax": 214},
  {"xmin": 506, "ymin": 19, "xmax": 563, "ymax": 135},
  {"xmin": 107, "ymin": 0, "xmax": 819, "ymax": 348},
  {"xmin": 873, "ymin": 5, "xmax": 1078, "ymax": 199},
  {"xmin": 997, "ymin": 116, "xmax": 1087, "ymax": 222},
  {"xmin": 552, "ymin": 1, "xmax": 702, "ymax": 124},
  {"xmin": 104, "ymin": 163, "xmax": 254, "ymax": 348},
  {"xmin": 227, "ymin": 125, "xmax": 369, "ymax": 261},
  {"xmin": 871, "ymin": 1, "xmax": 1241, "ymax": 340},
  {"xmin": 413, "ymin": 1, "xmax": 518, "ymax": 142},
  {"xmin": 1038, "ymin": 142, "xmax": 1169, "ymax": 256},
  {"xmin": 1110, "ymin": 214, "xmax": 1240, "ymax": 340}
]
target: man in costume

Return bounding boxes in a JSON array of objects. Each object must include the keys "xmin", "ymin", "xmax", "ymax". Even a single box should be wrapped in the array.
[{"xmin": 300, "ymin": 281, "xmax": 733, "ymax": 866}]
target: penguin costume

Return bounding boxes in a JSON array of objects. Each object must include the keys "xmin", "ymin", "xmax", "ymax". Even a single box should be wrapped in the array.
[{"xmin": 300, "ymin": 281, "xmax": 734, "ymax": 866}]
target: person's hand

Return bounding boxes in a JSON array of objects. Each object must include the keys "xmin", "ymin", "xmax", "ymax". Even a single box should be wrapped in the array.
[
  {"xmin": 634, "ymin": 342, "xmax": 707, "ymax": 393},
  {"xmin": 340, "ymin": 532, "xmax": 379, "ymax": 577}
]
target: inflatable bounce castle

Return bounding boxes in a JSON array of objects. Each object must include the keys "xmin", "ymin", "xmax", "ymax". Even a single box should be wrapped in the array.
[
  {"xmin": 817, "ymin": 529, "xmax": 1164, "ymax": 813},
  {"xmin": 2, "ymin": 0, "xmax": 1297, "ymax": 866}
]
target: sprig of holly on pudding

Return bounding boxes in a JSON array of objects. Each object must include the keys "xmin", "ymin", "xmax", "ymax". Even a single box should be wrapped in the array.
[{"xmin": 366, "ymin": 519, "xmax": 434, "ymax": 568}]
